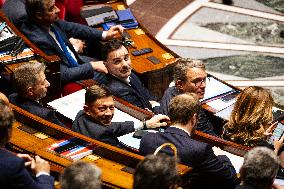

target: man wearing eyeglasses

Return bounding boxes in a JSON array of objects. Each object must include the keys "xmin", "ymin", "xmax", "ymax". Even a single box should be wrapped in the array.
[
  {"xmin": 159, "ymin": 58, "xmax": 216, "ymax": 135},
  {"xmin": 100, "ymin": 39, "xmax": 159, "ymax": 112}
]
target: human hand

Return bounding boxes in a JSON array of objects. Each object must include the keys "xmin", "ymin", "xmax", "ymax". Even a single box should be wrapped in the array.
[
  {"xmin": 69, "ymin": 38, "xmax": 86, "ymax": 53},
  {"xmin": 90, "ymin": 61, "xmax": 108, "ymax": 74},
  {"xmin": 272, "ymin": 183, "xmax": 284, "ymax": 189},
  {"xmin": 264, "ymin": 122, "xmax": 278, "ymax": 139},
  {"xmin": 105, "ymin": 25, "xmax": 124, "ymax": 40},
  {"xmin": 31, "ymin": 156, "xmax": 50, "ymax": 175},
  {"xmin": 274, "ymin": 133, "xmax": 284, "ymax": 154},
  {"xmin": 0, "ymin": 92, "xmax": 9, "ymax": 104},
  {"xmin": 17, "ymin": 154, "xmax": 34, "ymax": 167},
  {"xmin": 146, "ymin": 114, "xmax": 170, "ymax": 129}
]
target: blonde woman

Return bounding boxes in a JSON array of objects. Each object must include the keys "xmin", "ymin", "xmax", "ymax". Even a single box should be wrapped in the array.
[{"xmin": 222, "ymin": 86, "xmax": 284, "ymax": 154}]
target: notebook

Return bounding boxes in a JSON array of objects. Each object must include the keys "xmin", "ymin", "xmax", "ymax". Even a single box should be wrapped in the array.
[{"xmin": 102, "ymin": 8, "xmax": 138, "ymax": 30}]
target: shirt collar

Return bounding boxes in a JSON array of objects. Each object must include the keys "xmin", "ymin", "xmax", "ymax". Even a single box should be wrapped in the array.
[{"xmin": 170, "ymin": 125, "xmax": 191, "ymax": 136}]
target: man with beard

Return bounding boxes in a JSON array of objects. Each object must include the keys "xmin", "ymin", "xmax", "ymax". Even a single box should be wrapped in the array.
[
  {"xmin": 140, "ymin": 93, "xmax": 237, "ymax": 189},
  {"xmin": 100, "ymin": 39, "xmax": 159, "ymax": 112},
  {"xmin": 9, "ymin": 62, "xmax": 65, "ymax": 127},
  {"xmin": 72, "ymin": 84, "xmax": 169, "ymax": 147},
  {"xmin": 159, "ymin": 58, "xmax": 216, "ymax": 135}
]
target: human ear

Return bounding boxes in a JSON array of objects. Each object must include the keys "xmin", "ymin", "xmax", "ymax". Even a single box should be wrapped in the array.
[
  {"xmin": 26, "ymin": 87, "xmax": 34, "ymax": 97},
  {"xmin": 175, "ymin": 80, "xmax": 184, "ymax": 92},
  {"xmin": 83, "ymin": 105, "xmax": 91, "ymax": 116},
  {"xmin": 35, "ymin": 12, "xmax": 43, "ymax": 21}
]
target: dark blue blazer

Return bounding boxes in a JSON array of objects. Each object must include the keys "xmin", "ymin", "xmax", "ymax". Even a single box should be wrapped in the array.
[
  {"xmin": 159, "ymin": 86, "xmax": 216, "ymax": 135},
  {"xmin": 102, "ymin": 72, "xmax": 157, "ymax": 111},
  {"xmin": 9, "ymin": 93, "xmax": 65, "ymax": 127},
  {"xmin": 0, "ymin": 149, "xmax": 54, "ymax": 189},
  {"xmin": 2, "ymin": 0, "xmax": 27, "ymax": 28},
  {"xmin": 72, "ymin": 110, "xmax": 135, "ymax": 147},
  {"xmin": 139, "ymin": 127, "xmax": 237, "ymax": 189},
  {"xmin": 159, "ymin": 86, "xmax": 179, "ymax": 115},
  {"xmin": 20, "ymin": 19, "xmax": 103, "ymax": 84}
]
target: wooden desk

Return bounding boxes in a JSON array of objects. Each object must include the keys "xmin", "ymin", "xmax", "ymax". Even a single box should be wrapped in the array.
[
  {"xmin": 83, "ymin": 1, "xmax": 179, "ymax": 98},
  {"xmin": 8, "ymin": 103, "xmax": 191, "ymax": 189}
]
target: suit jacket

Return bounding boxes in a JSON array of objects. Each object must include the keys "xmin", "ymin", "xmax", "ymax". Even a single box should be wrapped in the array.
[
  {"xmin": 102, "ymin": 72, "xmax": 158, "ymax": 111},
  {"xmin": 2, "ymin": 0, "xmax": 27, "ymax": 28},
  {"xmin": 21, "ymin": 19, "xmax": 103, "ymax": 84},
  {"xmin": 0, "ymin": 148, "xmax": 54, "ymax": 189},
  {"xmin": 72, "ymin": 110, "xmax": 135, "ymax": 147},
  {"xmin": 159, "ymin": 86, "xmax": 216, "ymax": 135},
  {"xmin": 9, "ymin": 93, "xmax": 65, "ymax": 127},
  {"xmin": 159, "ymin": 86, "xmax": 179, "ymax": 115},
  {"xmin": 139, "ymin": 127, "xmax": 237, "ymax": 189}
]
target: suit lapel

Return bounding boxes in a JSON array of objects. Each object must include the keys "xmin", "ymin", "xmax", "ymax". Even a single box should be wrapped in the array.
[{"xmin": 129, "ymin": 74, "xmax": 152, "ymax": 109}]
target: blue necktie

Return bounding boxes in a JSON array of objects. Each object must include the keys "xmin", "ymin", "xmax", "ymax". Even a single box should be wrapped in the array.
[{"xmin": 51, "ymin": 26, "xmax": 78, "ymax": 67}]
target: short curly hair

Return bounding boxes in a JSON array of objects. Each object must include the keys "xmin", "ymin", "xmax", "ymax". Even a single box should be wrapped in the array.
[
  {"xmin": 13, "ymin": 62, "xmax": 46, "ymax": 95},
  {"xmin": 173, "ymin": 58, "xmax": 205, "ymax": 82}
]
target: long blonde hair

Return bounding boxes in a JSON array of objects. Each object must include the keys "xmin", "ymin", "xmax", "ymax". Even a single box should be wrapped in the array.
[{"xmin": 224, "ymin": 86, "xmax": 274, "ymax": 147}]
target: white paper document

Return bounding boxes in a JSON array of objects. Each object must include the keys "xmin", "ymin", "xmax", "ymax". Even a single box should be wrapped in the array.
[
  {"xmin": 201, "ymin": 76, "xmax": 234, "ymax": 102},
  {"xmin": 48, "ymin": 89, "xmax": 141, "ymax": 127},
  {"xmin": 117, "ymin": 130, "xmax": 157, "ymax": 150}
]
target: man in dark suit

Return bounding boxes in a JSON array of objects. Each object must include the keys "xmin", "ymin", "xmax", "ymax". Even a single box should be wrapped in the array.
[
  {"xmin": 9, "ymin": 62, "xmax": 65, "ymax": 127},
  {"xmin": 159, "ymin": 58, "xmax": 216, "ymax": 135},
  {"xmin": 72, "ymin": 84, "xmax": 169, "ymax": 147},
  {"xmin": 237, "ymin": 147, "xmax": 283, "ymax": 189},
  {"xmin": 0, "ymin": 99, "xmax": 54, "ymax": 189},
  {"xmin": 101, "ymin": 39, "xmax": 159, "ymax": 112},
  {"xmin": 140, "ymin": 93, "xmax": 237, "ymax": 189},
  {"xmin": 20, "ymin": 0, "xmax": 124, "ymax": 84}
]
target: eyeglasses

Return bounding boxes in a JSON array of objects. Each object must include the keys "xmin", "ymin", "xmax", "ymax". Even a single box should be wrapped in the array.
[{"xmin": 191, "ymin": 77, "xmax": 209, "ymax": 87}]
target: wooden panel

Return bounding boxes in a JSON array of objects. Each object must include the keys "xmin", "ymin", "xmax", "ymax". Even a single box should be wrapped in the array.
[{"xmin": 8, "ymin": 103, "xmax": 191, "ymax": 188}]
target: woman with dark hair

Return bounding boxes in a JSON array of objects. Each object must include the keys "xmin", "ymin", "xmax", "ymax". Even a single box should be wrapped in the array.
[{"xmin": 222, "ymin": 86, "xmax": 284, "ymax": 154}]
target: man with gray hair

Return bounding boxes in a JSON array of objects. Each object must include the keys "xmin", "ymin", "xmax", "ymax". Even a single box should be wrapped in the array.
[
  {"xmin": 159, "ymin": 58, "xmax": 216, "ymax": 135},
  {"xmin": 134, "ymin": 153, "xmax": 181, "ymax": 189},
  {"xmin": 238, "ymin": 147, "xmax": 283, "ymax": 189},
  {"xmin": 9, "ymin": 62, "xmax": 65, "ymax": 126},
  {"xmin": 60, "ymin": 161, "xmax": 102, "ymax": 189}
]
